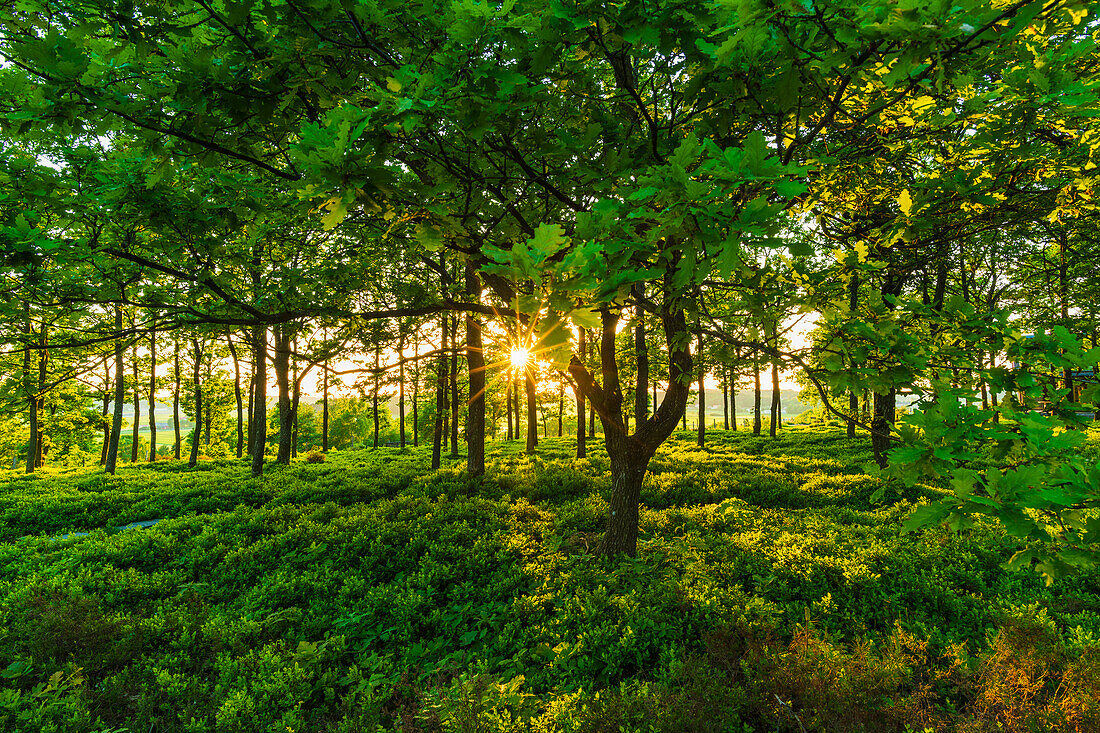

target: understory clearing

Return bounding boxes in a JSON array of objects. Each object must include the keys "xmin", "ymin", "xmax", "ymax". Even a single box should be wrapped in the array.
[{"xmin": 1, "ymin": 427, "xmax": 1098, "ymax": 732}]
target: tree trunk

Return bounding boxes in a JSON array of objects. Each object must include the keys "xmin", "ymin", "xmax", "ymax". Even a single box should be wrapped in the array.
[
  {"xmin": 228, "ymin": 337, "xmax": 244, "ymax": 459},
  {"xmin": 105, "ymin": 307, "xmax": 126, "ymax": 475},
  {"xmin": 100, "ymin": 359, "xmax": 110, "ymax": 465},
  {"xmin": 322, "ymin": 358, "xmax": 330, "ymax": 452},
  {"xmin": 23, "ymin": 304, "xmax": 36, "ymax": 474},
  {"xmin": 634, "ymin": 284, "xmax": 649, "ymax": 426},
  {"xmin": 148, "ymin": 322, "xmax": 157, "ymax": 461},
  {"xmin": 601, "ymin": 440, "xmax": 652, "ymax": 557},
  {"xmin": 722, "ymin": 366, "xmax": 729, "ymax": 430},
  {"xmin": 412, "ymin": 340, "xmax": 419, "ymax": 448},
  {"xmin": 450, "ymin": 314, "xmax": 460, "ymax": 457},
  {"xmin": 558, "ymin": 385, "xmax": 564, "ymax": 437},
  {"xmin": 847, "ymin": 389, "xmax": 858, "ymax": 437},
  {"xmin": 575, "ymin": 327, "xmax": 586, "ymax": 458},
  {"xmin": 525, "ymin": 367, "xmax": 538, "ymax": 453},
  {"xmin": 753, "ymin": 350, "xmax": 762, "ymax": 436},
  {"xmin": 466, "ymin": 263, "xmax": 486, "ymax": 476},
  {"xmin": 506, "ymin": 377, "xmax": 514, "ymax": 441},
  {"xmin": 398, "ymin": 330, "xmax": 407, "ymax": 448},
  {"xmin": 696, "ymin": 328, "xmax": 705, "ymax": 447},
  {"xmin": 291, "ymin": 372, "xmax": 301, "ymax": 459},
  {"xmin": 731, "ymin": 374, "xmax": 739, "ymax": 431},
  {"xmin": 373, "ymin": 344, "xmax": 380, "ymax": 448},
  {"xmin": 568, "ymin": 303, "xmax": 692, "ymax": 557},
  {"xmin": 274, "ymin": 326, "xmax": 293, "ymax": 464},
  {"xmin": 251, "ymin": 326, "xmax": 267, "ymax": 476},
  {"xmin": 246, "ymin": 357, "xmax": 255, "ymax": 457},
  {"xmin": 872, "ymin": 389, "xmax": 896, "ymax": 468},
  {"xmin": 188, "ymin": 339, "xmax": 202, "ymax": 468},
  {"xmin": 131, "ymin": 346, "xmax": 141, "ymax": 463},
  {"xmin": 770, "ymin": 358, "xmax": 781, "ymax": 437},
  {"xmin": 432, "ymin": 311, "xmax": 447, "ymax": 470},
  {"xmin": 173, "ymin": 340, "xmax": 182, "ymax": 460}
]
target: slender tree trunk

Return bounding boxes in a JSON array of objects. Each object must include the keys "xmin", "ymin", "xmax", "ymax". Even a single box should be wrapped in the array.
[
  {"xmin": 22, "ymin": 304, "xmax": 37, "ymax": 474},
  {"xmin": 250, "ymin": 237, "xmax": 267, "ymax": 474},
  {"xmin": 25, "ymin": 358, "xmax": 37, "ymax": 473},
  {"xmin": 432, "ymin": 311, "xmax": 447, "ymax": 470},
  {"xmin": 373, "ymin": 344, "xmax": 380, "ymax": 448},
  {"xmin": 466, "ymin": 263, "xmax": 486, "ymax": 476},
  {"xmin": 412, "ymin": 340, "xmax": 419, "ymax": 448},
  {"xmin": 575, "ymin": 327, "xmax": 587, "ymax": 458},
  {"xmin": 322, "ymin": 358, "xmax": 330, "ymax": 452},
  {"xmin": 634, "ymin": 284, "xmax": 649, "ymax": 427},
  {"xmin": 770, "ymin": 359, "xmax": 781, "ymax": 437},
  {"xmin": 251, "ymin": 326, "xmax": 267, "ymax": 476},
  {"xmin": 148, "ymin": 322, "xmax": 157, "ymax": 461},
  {"xmin": 872, "ymin": 271, "xmax": 903, "ymax": 464},
  {"xmin": 722, "ymin": 366, "xmax": 729, "ymax": 430},
  {"xmin": 246, "ymin": 357, "xmax": 255, "ymax": 458},
  {"xmin": 100, "ymin": 359, "xmax": 110, "ymax": 465},
  {"xmin": 33, "ymin": 323, "xmax": 46, "ymax": 468},
  {"xmin": 990, "ymin": 348, "xmax": 1000, "ymax": 424},
  {"xmin": 846, "ymin": 274, "xmax": 859, "ymax": 437},
  {"xmin": 173, "ymin": 340, "xmax": 182, "ymax": 460},
  {"xmin": 506, "ymin": 377, "xmax": 514, "ymax": 441},
  {"xmin": 227, "ymin": 338, "xmax": 244, "ymax": 458},
  {"xmin": 449, "ymin": 314, "xmax": 460, "ymax": 457},
  {"xmin": 848, "ymin": 388, "xmax": 858, "ymax": 437},
  {"xmin": 274, "ymin": 326, "xmax": 293, "ymax": 464},
  {"xmin": 131, "ymin": 346, "xmax": 140, "ymax": 463},
  {"xmin": 105, "ymin": 307, "xmax": 125, "ymax": 475},
  {"xmin": 558, "ymin": 385, "xmax": 564, "ymax": 437},
  {"xmin": 731, "ymin": 381, "xmax": 738, "ymax": 431},
  {"xmin": 696, "ymin": 327, "xmax": 705, "ymax": 447},
  {"xmin": 525, "ymin": 368, "xmax": 538, "ymax": 453},
  {"xmin": 291, "ymin": 373, "xmax": 301, "ymax": 459},
  {"xmin": 588, "ymin": 331, "xmax": 595, "ymax": 437},
  {"xmin": 398, "ymin": 330, "xmax": 407, "ymax": 448},
  {"xmin": 188, "ymin": 339, "xmax": 202, "ymax": 468},
  {"xmin": 515, "ymin": 371, "xmax": 523, "ymax": 441},
  {"xmin": 753, "ymin": 350, "xmax": 762, "ymax": 436}
]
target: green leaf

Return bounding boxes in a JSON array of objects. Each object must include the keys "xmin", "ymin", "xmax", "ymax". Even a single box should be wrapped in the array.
[{"xmin": 902, "ymin": 501, "xmax": 951, "ymax": 533}]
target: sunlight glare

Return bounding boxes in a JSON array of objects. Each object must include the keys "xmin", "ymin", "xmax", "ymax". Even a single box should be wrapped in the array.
[{"xmin": 509, "ymin": 347, "xmax": 531, "ymax": 371}]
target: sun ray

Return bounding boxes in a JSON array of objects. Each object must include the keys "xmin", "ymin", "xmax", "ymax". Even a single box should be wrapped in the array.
[{"xmin": 509, "ymin": 346, "xmax": 531, "ymax": 371}]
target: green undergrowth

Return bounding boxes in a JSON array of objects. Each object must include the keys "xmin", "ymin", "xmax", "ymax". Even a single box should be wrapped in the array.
[{"xmin": 0, "ymin": 427, "xmax": 1098, "ymax": 732}]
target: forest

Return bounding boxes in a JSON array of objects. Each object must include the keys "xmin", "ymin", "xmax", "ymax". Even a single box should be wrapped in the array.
[{"xmin": 1, "ymin": 0, "xmax": 1099, "ymax": 731}]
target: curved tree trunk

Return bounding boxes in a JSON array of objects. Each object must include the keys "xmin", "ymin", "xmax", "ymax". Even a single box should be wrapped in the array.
[
  {"xmin": 569, "ymin": 303, "xmax": 692, "ymax": 557},
  {"xmin": 173, "ymin": 340, "xmax": 182, "ymax": 460}
]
